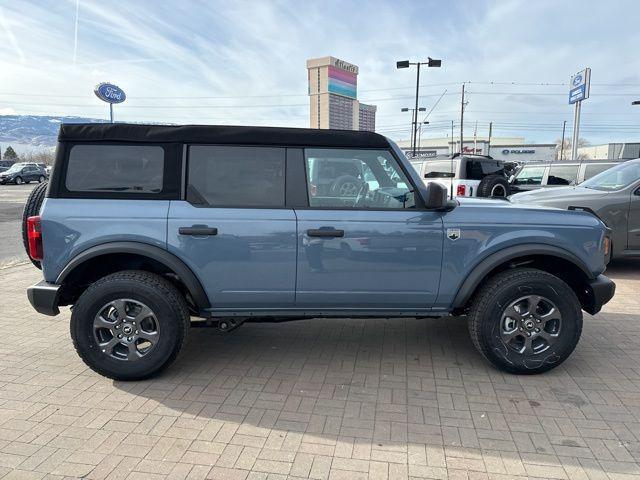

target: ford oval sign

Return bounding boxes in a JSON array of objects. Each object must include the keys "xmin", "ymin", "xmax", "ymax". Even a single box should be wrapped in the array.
[{"xmin": 94, "ymin": 83, "xmax": 126, "ymax": 104}]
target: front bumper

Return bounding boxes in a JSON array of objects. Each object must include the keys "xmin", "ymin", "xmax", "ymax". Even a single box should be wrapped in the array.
[
  {"xmin": 582, "ymin": 274, "xmax": 616, "ymax": 315},
  {"xmin": 27, "ymin": 281, "xmax": 61, "ymax": 316}
]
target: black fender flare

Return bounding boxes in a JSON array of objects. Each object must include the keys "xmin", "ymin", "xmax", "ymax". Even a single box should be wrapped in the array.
[
  {"xmin": 56, "ymin": 241, "xmax": 210, "ymax": 310},
  {"xmin": 451, "ymin": 243, "xmax": 594, "ymax": 309}
]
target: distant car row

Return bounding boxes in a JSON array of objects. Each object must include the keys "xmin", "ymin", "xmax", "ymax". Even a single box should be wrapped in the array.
[
  {"xmin": 0, "ymin": 162, "xmax": 49, "ymax": 185},
  {"xmin": 410, "ymin": 154, "xmax": 640, "ymax": 260},
  {"xmin": 409, "ymin": 154, "xmax": 626, "ymax": 198}
]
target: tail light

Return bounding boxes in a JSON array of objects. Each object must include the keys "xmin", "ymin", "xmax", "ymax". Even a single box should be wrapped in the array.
[
  {"xmin": 27, "ymin": 216, "xmax": 43, "ymax": 261},
  {"xmin": 456, "ymin": 184, "xmax": 467, "ymax": 196}
]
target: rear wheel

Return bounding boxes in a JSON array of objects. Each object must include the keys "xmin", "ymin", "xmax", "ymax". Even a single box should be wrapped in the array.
[
  {"xmin": 14, "ymin": 176, "xmax": 23, "ymax": 185},
  {"xmin": 468, "ymin": 268, "xmax": 582, "ymax": 374},
  {"xmin": 21, "ymin": 181, "xmax": 48, "ymax": 269},
  {"xmin": 71, "ymin": 270, "xmax": 189, "ymax": 380}
]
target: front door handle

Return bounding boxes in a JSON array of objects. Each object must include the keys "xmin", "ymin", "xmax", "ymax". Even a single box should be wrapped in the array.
[
  {"xmin": 307, "ymin": 228, "xmax": 344, "ymax": 238},
  {"xmin": 179, "ymin": 226, "xmax": 218, "ymax": 236}
]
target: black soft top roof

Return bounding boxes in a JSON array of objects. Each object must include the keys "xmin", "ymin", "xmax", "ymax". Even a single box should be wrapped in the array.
[{"xmin": 58, "ymin": 123, "xmax": 391, "ymax": 149}]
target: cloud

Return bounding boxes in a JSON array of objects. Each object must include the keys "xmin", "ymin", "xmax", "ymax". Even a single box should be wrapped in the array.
[{"xmin": 0, "ymin": 0, "xmax": 639, "ymax": 144}]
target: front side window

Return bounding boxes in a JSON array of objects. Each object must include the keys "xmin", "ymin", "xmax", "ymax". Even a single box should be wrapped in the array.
[
  {"xmin": 547, "ymin": 165, "xmax": 579, "ymax": 185},
  {"xmin": 513, "ymin": 166, "xmax": 546, "ymax": 186},
  {"xmin": 305, "ymin": 148, "xmax": 414, "ymax": 209},
  {"xmin": 187, "ymin": 146, "xmax": 285, "ymax": 207},
  {"xmin": 66, "ymin": 145, "xmax": 164, "ymax": 193}
]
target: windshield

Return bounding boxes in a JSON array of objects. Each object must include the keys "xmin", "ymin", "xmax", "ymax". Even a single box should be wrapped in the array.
[
  {"xmin": 581, "ymin": 161, "xmax": 640, "ymax": 191},
  {"xmin": 4, "ymin": 164, "xmax": 24, "ymax": 174}
]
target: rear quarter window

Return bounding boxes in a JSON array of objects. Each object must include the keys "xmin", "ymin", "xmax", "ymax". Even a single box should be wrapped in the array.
[
  {"xmin": 66, "ymin": 145, "xmax": 164, "ymax": 193},
  {"xmin": 58, "ymin": 143, "xmax": 181, "ymax": 199}
]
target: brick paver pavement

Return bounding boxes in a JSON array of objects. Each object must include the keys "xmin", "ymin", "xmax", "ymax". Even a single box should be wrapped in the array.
[{"xmin": 1, "ymin": 261, "xmax": 639, "ymax": 479}]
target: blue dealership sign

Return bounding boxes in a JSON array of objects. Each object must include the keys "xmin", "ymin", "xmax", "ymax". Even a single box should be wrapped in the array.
[
  {"xmin": 569, "ymin": 68, "xmax": 590, "ymax": 104},
  {"xmin": 94, "ymin": 83, "xmax": 126, "ymax": 104}
]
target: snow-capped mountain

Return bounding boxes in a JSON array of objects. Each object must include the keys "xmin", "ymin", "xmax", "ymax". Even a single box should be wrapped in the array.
[{"xmin": 0, "ymin": 115, "xmax": 107, "ymax": 148}]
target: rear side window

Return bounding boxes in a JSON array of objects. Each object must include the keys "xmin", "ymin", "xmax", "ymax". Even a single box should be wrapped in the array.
[
  {"xmin": 465, "ymin": 160, "xmax": 504, "ymax": 180},
  {"xmin": 187, "ymin": 146, "xmax": 285, "ymax": 207},
  {"xmin": 547, "ymin": 165, "xmax": 579, "ymax": 185},
  {"xmin": 424, "ymin": 160, "xmax": 457, "ymax": 178},
  {"xmin": 66, "ymin": 145, "xmax": 164, "ymax": 194},
  {"xmin": 583, "ymin": 163, "xmax": 614, "ymax": 181}
]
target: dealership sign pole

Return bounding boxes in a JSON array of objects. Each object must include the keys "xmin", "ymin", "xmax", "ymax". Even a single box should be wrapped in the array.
[
  {"xmin": 94, "ymin": 83, "xmax": 126, "ymax": 123},
  {"xmin": 569, "ymin": 68, "xmax": 590, "ymax": 160}
]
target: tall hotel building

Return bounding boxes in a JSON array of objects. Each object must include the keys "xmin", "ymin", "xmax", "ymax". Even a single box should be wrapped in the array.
[{"xmin": 306, "ymin": 56, "xmax": 377, "ymax": 132}]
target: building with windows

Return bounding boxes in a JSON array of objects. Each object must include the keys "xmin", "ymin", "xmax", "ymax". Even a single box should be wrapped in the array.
[
  {"xmin": 307, "ymin": 56, "xmax": 377, "ymax": 132},
  {"xmin": 396, "ymin": 136, "xmax": 556, "ymax": 162}
]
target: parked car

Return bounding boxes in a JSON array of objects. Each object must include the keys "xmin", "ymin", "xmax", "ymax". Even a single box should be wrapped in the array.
[
  {"xmin": 0, "ymin": 162, "xmax": 48, "ymax": 184},
  {"xmin": 26, "ymin": 123, "xmax": 614, "ymax": 380},
  {"xmin": 510, "ymin": 158, "xmax": 640, "ymax": 259},
  {"xmin": 510, "ymin": 160, "xmax": 621, "ymax": 194},
  {"xmin": 410, "ymin": 154, "xmax": 511, "ymax": 197}
]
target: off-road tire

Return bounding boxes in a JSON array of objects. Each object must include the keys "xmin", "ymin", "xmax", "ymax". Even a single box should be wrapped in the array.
[
  {"xmin": 477, "ymin": 175, "xmax": 510, "ymax": 198},
  {"xmin": 468, "ymin": 268, "xmax": 582, "ymax": 374},
  {"xmin": 71, "ymin": 270, "xmax": 190, "ymax": 380},
  {"xmin": 21, "ymin": 181, "xmax": 48, "ymax": 269}
]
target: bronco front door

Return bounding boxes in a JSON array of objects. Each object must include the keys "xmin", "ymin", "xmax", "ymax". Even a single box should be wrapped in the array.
[{"xmin": 294, "ymin": 148, "xmax": 444, "ymax": 312}]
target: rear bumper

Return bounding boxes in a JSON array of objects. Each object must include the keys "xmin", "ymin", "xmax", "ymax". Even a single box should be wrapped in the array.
[
  {"xmin": 27, "ymin": 281, "xmax": 61, "ymax": 316},
  {"xmin": 583, "ymin": 275, "xmax": 616, "ymax": 315}
]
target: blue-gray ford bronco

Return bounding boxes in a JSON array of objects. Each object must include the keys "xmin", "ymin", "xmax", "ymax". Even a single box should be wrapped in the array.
[{"xmin": 25, "ymin": 124, "xmax": 615, "ymax": 380}]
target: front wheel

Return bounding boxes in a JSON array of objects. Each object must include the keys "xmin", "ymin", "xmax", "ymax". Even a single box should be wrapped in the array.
[
  {"xmin": 71, "ymin": 270, "xmax": 189, "ymax": 380},
  {"xmin": 468, "ymin": 268, "xmax": 582, "ymax": 374},
  {"xmin": 37, "ymin": 175, "xmax": 45, "ymax": 183},
  {"xmin": 14, "ymin": 176, "xmax": 23, "ymax": 185}
]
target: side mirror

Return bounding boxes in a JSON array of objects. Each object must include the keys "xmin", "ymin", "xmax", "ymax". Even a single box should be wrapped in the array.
[
  {"xmin": 424, "ymin": 182, "xmax": 449, "ymax": 210},
  {"xmin": 508, "ymin": 175, "xmax": 515, "ymax": 183}
]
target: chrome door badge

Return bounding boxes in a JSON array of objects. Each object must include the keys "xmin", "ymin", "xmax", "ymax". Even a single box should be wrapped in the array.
[{"xmin": 447, "ymin": 228, "xmax": 461, "ymax": 241}]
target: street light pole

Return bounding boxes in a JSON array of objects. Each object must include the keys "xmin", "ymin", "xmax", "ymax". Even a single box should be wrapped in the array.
[
  {"xmin": 396, "ymin": 57, "xmax": 442, "ymax": 157},
  {"xmin": 412, "ymin": 63, "xmax": 421, "ymax": 156}
]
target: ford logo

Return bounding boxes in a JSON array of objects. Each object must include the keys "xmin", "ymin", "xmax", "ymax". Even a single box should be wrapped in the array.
[{"xmin": 94, "ymin": 83, "xmax": 126, "ymax": 104}]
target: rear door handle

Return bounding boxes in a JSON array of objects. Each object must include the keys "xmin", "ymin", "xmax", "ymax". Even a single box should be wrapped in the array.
[
  {"xmin": 307, "ymin": 228, "xmax": 344, "ymax": 238},
  {"xmin": 179, "ymin": 226, "xmax": 218, "ymax": 236}
]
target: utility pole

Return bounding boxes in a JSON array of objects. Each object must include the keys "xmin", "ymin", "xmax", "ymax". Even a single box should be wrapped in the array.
[
  {"xmin": 459, "ymin": 83, "xmax": 465, "ymax": 156},
  {"xmin": 451, "ymin": 120, "xmax": 455, "ymax": 154},
  {"xmin": 473, "ymin": 121, "xmax": 478, "ymax": 152},
  {"xmin": 560, "ymin": 120, "xmax": 566, "ymax": 161},
  {"xmin": 487, "ymin": 122, "xmax": 493, "ymax": 156}
]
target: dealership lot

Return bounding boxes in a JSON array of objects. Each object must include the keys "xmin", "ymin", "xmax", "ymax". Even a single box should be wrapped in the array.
[
  {"xmin": 0, "ymin": 261, "xmax": 638, "ymax": 479},
  {"xmin": 0, "ymin": 184, "xmax": 34, "ymax": 268}
]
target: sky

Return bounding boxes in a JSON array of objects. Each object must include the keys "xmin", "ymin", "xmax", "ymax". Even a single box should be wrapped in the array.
[{"xmin": 1, "ymin": 0, "xmax": 640, "ymax": 145}]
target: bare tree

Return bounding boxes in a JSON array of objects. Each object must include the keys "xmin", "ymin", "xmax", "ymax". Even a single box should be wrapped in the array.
[
  {"xmin": 555, "ymin": 138, "xmax": 590, "ymax": 160},
  {"xmin": 20, "ymin": 150, "xmax": 55, "ymax": 165}
]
